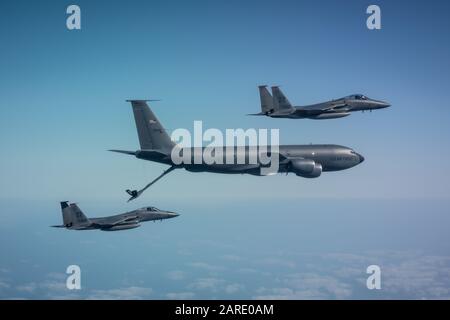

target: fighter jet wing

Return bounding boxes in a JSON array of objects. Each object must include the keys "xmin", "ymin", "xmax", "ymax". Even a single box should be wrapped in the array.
[
  {"xmin": 91, "ymin": 215, "xmax": 139, "ymax": 228},
  {"xmin": 110, "ymin": 216, "xmax": 139, "ymax": 226},
  {"xmin": 323, "ymin": 103, "xmax": 350, "ymax": 111},
  {"xmin": 299, "ymin": 102, "xmax": 349, "ymax": 113}
]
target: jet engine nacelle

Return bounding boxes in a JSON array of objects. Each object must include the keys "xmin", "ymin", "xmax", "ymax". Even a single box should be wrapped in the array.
[
  {"xmin": 290, "ymin": 159, "xmax": 322, "ymax": 178},
  {"xmin": 310, "ymin": 112, "xmax": 350, "ymax": 120}
]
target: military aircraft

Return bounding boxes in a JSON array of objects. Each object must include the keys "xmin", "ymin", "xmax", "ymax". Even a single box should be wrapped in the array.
[
  {"xmin": 110, "ymin": 100, "xmax": 365, "ymax": 202},
  {"xmin": 249, "ymin": 86, "xmax": 390, "ymax": 119},
  {"xmin": 51, "ymin": 201, "xmax": 179, "ymax": 231}
]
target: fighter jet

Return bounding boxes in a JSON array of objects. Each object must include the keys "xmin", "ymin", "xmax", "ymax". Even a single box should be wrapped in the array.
[
  {"xmin": 110, "ymin": 100, "xmax": 365, "ymax": 201},
  {"xmin": 51, "ymin": 201, "xmax": 179, "ymax": 231},
  {"xmin": 249, "ymin": 86, "xmax": 391, "ymax": 119}
]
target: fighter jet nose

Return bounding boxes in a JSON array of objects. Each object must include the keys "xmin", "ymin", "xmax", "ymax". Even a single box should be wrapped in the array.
[
  {"xmin": 372, "ymin": 100, "xmax": 390, "ymax": 109},
  {"xmin": 380, "ymin": 101, "xmax": 391, "ymax": 108},
  {"xmin": 358, "ymin": 153, "xmax": 365, "ymax": 163}
]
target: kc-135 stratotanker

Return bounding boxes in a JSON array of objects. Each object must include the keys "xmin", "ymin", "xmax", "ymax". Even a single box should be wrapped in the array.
[{"xmin": 110, "ymin": 100, "xmax": 365, "ymax": 202}]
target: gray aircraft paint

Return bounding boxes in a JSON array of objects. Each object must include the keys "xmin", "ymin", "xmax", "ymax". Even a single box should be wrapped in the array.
[
  {"xmin": 110, "ymin": 100, "xmax": 364, "ymax": 201},
  {"xmin": 52, "ymin": 202, "xmax": 179, "ymax": 231},
  {"xmin": 250, "ymin": 86, "xmax": 390, "ymax": 119}
]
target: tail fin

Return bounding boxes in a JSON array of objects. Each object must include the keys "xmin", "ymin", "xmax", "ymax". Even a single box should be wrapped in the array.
[
  {"xmin": 258, "ymin": 85, "xmax": 274, "ymax": 114},
  {"xmin": 127, "ymin": 100, "xmax": 175, "ymax": 154},
  {"xmin": 60, "ymin": 201, "xmax": 90, "ymax": 228},
  {"xmin": 271, "ymin": 86, "xmax": 294, "ymax": 112}
]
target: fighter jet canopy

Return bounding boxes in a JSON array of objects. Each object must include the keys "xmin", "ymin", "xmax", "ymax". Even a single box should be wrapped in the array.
[
  {"xmin": 348, "ymin": 94, "xmax": 368, "ymax": 100},
  {"xmin": 145, "ymin": 206, "xmax": 160, "ymax": 212}
]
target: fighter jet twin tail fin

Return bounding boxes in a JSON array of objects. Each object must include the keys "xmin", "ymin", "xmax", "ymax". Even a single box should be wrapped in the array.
[{"xmin": 248, "ymin": 86, "xmax": 295, "ymax": 116}]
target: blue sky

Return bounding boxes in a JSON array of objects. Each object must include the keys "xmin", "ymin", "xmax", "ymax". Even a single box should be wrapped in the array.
[{"xmin": 1, "ymin": 0, "xmax": 450, "ymax": 299}]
